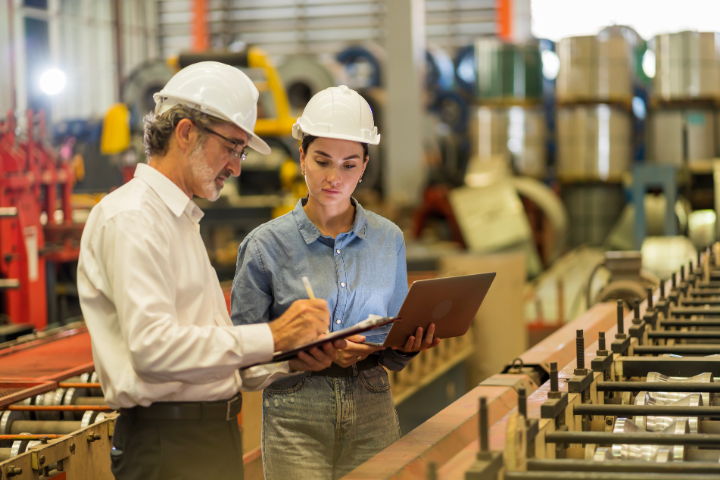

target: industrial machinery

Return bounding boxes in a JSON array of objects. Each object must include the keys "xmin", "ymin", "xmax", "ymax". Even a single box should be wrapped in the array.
[
  {"xmin": 343, "ymin": 245, "xmax": 720, "ymax": 480},
  {"xmin": 0, "ymin": 110, "xmax": 80, "ymax": 332}
]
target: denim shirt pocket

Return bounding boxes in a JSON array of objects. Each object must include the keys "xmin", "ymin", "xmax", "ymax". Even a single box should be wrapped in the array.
[{"xmin": 359, "ymin": 367, "xmax": 392, "ymax": 393}]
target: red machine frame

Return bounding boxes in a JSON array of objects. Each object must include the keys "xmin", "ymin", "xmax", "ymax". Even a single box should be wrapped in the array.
[{"xmin": 0, "ymin": 110, "xmax": 80, "ymax": 329}]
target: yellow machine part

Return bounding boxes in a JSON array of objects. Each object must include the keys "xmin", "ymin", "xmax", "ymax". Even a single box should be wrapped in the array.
[
  {"xmin": 247, "ymin": 46, "xmax": 296, "ymax": 137},
  {"xmin": 100, "ymin": 103, "xmax": 131, "ymax": 155}
]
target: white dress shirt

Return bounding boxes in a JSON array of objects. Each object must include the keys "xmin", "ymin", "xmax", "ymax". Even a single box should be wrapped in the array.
[{"xmin": 77, "ymin": 163, "xmax": 288, "ymax": 409}]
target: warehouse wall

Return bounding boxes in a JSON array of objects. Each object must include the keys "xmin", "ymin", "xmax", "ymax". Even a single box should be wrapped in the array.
[
  {"xmin": 0, "ymin": 0, "xmax": 158, "ymax": 124},
  {"xmin": 157, "ymin": 0, "xmax": 498, "ymax": 62}
]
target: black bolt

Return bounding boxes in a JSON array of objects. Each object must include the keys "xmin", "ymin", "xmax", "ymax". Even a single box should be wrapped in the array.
[
  {"xmin": 479, "ymin": 397, "xmax": 489, "ymax": 452},
  {"xmin": 633, "ymin": 299, "xmax": 640, "ymax": 319},
  {"xmin": 518, "ymin": 388, "xmax": 527, "ymax": 418},
  {"xmin": 40, "ymin": 436, "xmax": 48, "ymax": 444},
  {"xmin": 617, "ymin": 300, "xmax": 624, "ymax": 335},
  {"xmin": 576, "ymin": 330, "xmax": 585, "ymax": 370},
  {"xmin": 672, "ymin": 272, "xmax": 677, "ymax": 288},
  {"xmin": 38, "ymin": 455, "xmax": 45, "ymax": 465},
  {"xmin": 647, "ymin": 288, "xmax": 653, "ymax": 309},
  {"xmin": 70, "ymin": 443, "xmax": 75, "ymax": 453},
  {"xmin": 660, "ymin": 281, "xmax": 665, "ymax": 298},
  {"xmin": 680, "ymin": 265, "xmax": 685, "ymax": 281},
  {"xmin": 427, "ymin": 461, "xmax": 437, "ymax": 480},
  {"xmin": 550, "ymin": 362, "xmax": 559, "ymax": 392},
  {"xmin": 598, "ymin": 332, "xmax": 606, "ymax": 351},
  {"xmin": 689, "ymin": 262, "xmax": 694, "ymax": 274}
]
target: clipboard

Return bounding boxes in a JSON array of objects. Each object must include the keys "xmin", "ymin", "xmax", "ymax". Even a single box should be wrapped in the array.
[{"xmin": 242, "ymin": 315, "xmax": 400, "ymax": 368}]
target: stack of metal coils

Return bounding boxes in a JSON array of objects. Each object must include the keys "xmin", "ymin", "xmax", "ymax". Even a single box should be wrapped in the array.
[
  {"xmin": 555, "ymin": 29, "xmax": 638, "ymax": 248},
  {"xmin": 648, "ymin": 31, "xmax": 720, "ymax": 168},
  {"xmin": 470, "ymin": 38, "xmax": 546, "ymax": 179},
  {"xmin": 605, "ymin": 372, "xmax": 714, "ymax": 463}
]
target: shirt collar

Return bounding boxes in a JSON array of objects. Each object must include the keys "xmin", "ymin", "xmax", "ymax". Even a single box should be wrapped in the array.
[
  {"xmin": 134, "ymin": 163, "xmax": 201, "ymax": 220},
  {"xmin": 292, "ymin": 197, "xmax": 367, "ymax": 244}
]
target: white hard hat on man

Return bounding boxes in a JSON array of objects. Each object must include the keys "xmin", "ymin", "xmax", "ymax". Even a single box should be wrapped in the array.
[{"xmin": 153, "ymin": 61, "xmax": 272, "ymax": 154}]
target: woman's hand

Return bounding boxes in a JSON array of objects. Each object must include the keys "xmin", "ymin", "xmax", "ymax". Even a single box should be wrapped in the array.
[
  {"xmin": 289, "ymin": 339, "xmax": 347, "ymax": 372},
  {"xmin": 393, "ymin": 324, "xmax": 441, "ymax": 354},
  {"xmin": 333, "ymin": 335, "xmax": 385, "ymax": 368}
]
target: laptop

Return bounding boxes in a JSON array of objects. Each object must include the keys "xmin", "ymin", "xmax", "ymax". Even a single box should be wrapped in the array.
[{"xmin": 364, "ymin": 272, "xmax": 496, "ymax": 347}]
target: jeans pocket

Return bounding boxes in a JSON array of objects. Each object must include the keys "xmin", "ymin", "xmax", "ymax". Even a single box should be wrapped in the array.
[
  {"xmin": 264, "ymin": 375, "xmax": 306, "ymax": 394},
  {"xmin": 359, "ymin": 367, "xmax": 391, "ymax": 393}
]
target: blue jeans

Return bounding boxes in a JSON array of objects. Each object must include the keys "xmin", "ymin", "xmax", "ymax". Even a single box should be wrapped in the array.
[{"xmin": 261, "ymin": 366, "xmax": 401, "ymax": 480}]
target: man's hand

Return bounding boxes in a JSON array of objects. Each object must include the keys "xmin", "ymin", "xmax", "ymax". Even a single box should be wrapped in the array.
[
  {"xmin": 392, "ymin": 324, "xmax": 441, "ymax": 353},
  {"xmin": 269, "ymin": 299, "xmax": 330, "ymax": 352},
  {"xmin": 333, "ymin": 335, "xmax": 385, "ymax": 368},
  {"xmin": 289, "ymin": 340, "xmax": 347, "ymax": 372}
]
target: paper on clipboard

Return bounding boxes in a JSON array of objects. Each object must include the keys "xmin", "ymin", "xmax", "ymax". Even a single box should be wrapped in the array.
[{"xmin": 242, "ymin": 315, "xmax": 400, "ymax": 368}]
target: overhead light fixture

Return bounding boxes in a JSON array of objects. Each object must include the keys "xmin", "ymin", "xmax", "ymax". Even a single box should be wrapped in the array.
[
  {"xmin": 541, "ymin": 50, "xmax": 560, "ymax": 81},
  {"xmin": 642, "ymin": 50, "xmax": 656, "ymax": 79},
  {"xmin": 39, "ymin": 68, "xmax": 66, "ymax": 95}
]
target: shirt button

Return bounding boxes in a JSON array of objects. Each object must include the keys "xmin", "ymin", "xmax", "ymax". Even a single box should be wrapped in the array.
[
  {"xmin": 336, "ymin": 249, "xmax": 341, "ymax": 254},
  {"xmin": 340, "ymin": 282, "xmax": 346, "ymax": 288},
  {"xmin": 336, "ymin": 319, "xmax": 341, "ymax": 324}
]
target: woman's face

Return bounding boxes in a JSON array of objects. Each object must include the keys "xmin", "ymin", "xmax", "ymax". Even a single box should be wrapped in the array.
[{"xmin": 301, "ymin": 137, "xmax": 367, "ymax": 207}]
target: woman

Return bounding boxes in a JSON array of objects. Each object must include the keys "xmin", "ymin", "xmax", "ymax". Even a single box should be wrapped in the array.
[{"xmin": 231, "ymin": 85, "xmax": 439, "ymax": 480}]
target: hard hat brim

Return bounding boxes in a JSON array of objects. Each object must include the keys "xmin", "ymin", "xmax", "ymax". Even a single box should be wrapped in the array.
[{"xmin": 292, "ymin": 123, "xmax": 380, "ymax": 146}]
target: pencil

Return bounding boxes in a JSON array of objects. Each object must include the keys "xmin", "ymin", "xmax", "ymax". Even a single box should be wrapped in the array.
[
  {"xmin": 302, "ymin": 276, "xmax": 329, "ymax": 334},
  {"xmin": 301, "ymin": 276, "xmax": 316, "ymax": 299}
]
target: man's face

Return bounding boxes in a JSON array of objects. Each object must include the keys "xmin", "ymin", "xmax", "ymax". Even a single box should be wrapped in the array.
[{"xmin": 189, "ymin": 123, "xmax": 248, "ymax": 201}]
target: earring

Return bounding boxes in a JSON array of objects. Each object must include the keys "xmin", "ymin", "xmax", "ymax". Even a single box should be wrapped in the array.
[{"xmin": 359, "ymin": 177, "xmax": 363, "ymax": 183}]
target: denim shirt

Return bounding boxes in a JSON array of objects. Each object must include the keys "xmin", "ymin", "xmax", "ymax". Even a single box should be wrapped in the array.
[{"xmin": 231, "ymin": 198, "xmax": 414, "ymax": 372}]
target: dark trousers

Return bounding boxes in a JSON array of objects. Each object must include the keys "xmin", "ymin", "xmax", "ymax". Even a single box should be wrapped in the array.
[{"xmin": 111, "ymin": 413, "xmax": 245, "ymax": 480}]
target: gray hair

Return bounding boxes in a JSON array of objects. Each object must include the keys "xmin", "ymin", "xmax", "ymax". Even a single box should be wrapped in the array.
[{"xmin": 142, "ymin": 104, "xmax": 222, "ymax": 158}]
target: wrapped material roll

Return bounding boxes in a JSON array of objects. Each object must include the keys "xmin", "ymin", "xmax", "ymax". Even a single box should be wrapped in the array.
[
  {"xmin": 557, "ymin": 104, "xmax": 631, "ymax": 181},
  {"xmin": 654, "ymin": 31, "xmax": 720, "ymax": 100},
  {"xmin": 556, "ymin": 32, "xmax": 634, "ymax": 103},
  {"xmin": 470, "ymin": 105, "xmax": 546, "ymax": 178},
  {"xmin": 475, "ymin": 38, "xmax": 542, "ymax": 103},
  {"xmin": 649, "ymin": 108, "xmax": 716, "ymax": 166}
]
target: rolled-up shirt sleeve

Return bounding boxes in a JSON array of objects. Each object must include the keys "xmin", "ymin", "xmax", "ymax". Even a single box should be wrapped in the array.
[
  {"xmin": 231, "ymin": 236, "xmax": 273, "ymax": 326},
  {"xmin": 101, "ymin": 211, "xmax": 273, "ymax": 384}
]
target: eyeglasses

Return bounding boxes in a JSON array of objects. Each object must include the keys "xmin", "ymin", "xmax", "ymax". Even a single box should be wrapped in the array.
[{"xmin": 197, "ymin": 125, "xmax": 248, "ymax": 162}]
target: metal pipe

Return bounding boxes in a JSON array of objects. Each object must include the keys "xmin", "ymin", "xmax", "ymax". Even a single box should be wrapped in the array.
[
  {"xmin": 0, "ymin": 435, "xmax": 63, "ymax": 441},
  {"xmin": 573, "ymin": 404, "xmax": 720, "ymax": 416},
  {"xmin": 671, "ymin": 308, "xmax": 720, "ymax": 316},
  {"xmin": 648, "ymin": 331, "xmax": 720, "ymax": 339},
  {"xmin": 634, "ymin": 346, "xmax": 720, "ymax": 355},
  {"xmin": 597, "ymin": 382, "xmax": 720, "ymax": 393},
  {"xmin": 57, "ymin": 383, "xmax": 102, "ymax": 389},
  {"xmin": 10, "ymin": 421, "xmax": 81, "ymax": 435},
  {"xmin": 526, "ymin": 459, "xmax": 720, "ymax": 474},
  {"xmin": 546, "ymin": 431, "xmax": 720, "ymax": 447}
]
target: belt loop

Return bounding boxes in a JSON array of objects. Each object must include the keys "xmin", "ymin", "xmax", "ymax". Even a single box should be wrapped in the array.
[{"xmin": 352, "ymin": 363, "xmax": 358, "ymax": 377}]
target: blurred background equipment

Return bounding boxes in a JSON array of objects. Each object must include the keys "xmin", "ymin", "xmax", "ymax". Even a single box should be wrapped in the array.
[{"xmin": 5, "ymin": 1, "xmax": 720, "ymax": 478}]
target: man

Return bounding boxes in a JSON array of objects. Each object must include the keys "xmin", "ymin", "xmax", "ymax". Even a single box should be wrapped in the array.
[{"xmin": 77, "ymin": 61, "xmax": 343, "ymax": 480}]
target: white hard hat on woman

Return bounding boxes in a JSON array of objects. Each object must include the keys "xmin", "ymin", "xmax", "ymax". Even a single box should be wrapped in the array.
[
  {"xmin": 154, "ymin": 61, "xmax": 271, "ymax": 154},
  {"xmin": 292, "ymin": 85, "xmax": 380, "ymax": 145}
]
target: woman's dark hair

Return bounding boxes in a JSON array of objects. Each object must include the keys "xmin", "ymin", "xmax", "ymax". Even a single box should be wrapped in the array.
[{"xmin": 301, "ymin": 134, "xmax": 368, "ymax": 161}]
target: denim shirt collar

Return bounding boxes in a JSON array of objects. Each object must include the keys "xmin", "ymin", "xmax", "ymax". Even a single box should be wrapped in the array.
[{"xmin": 292, "ymin": 197, "xmax": 367, "ymax": 244}]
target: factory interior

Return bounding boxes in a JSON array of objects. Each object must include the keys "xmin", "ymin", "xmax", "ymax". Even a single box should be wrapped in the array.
[{"xmin": 6, "ymin": 0, "xmax": 720, "ymax": 479}]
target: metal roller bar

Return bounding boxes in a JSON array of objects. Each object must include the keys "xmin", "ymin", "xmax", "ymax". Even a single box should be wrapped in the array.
[
  {"xmin": 690, "ymin": 290, "xmax": 720, "ymax": 297},
  {"xmin": 10, "ymin": 420, "xmax": 81, "ymax": 435},
  {"xmin": 506, "ymin": 472, "xmax": 720, "ymax": 480},
  {"xmin": 526, "ymin": 459, "xmax": 720, "ymax": 474},
  {"xmin": 698, "ymin": 282, "xmax": 720, "ymax": 288},
  {"xmin": 0, "ymin": 279, "xmax": 20, "ymax": 290},
  {"xmin": 573, "ymin": 404, "xmax": 720, "ymax": 416},
  {"xmin": 683, "ymin": 300, "xmax": 720, "ymax": 306},
  {"xmin": 0, "ymin": 207, "xmax": 18, "ymax": 217},
  {"xmin": 3, "ymin": 405, "xmax": 111, "ymax": 412},
  {"xmin": 618, "ymin": 357, "xmax": 720, "ymax": 376},
  {"xmin": 0, "ymin": 435, "xmax": 63, "ymax": 440},
  {"xmin": 545, "ymin": 431, "xmax": 720, "ymax": 447},
  {"xmin": 634, "ymin": 346, "xmax": 720, "ymax": 354},
  {"xmin": 671, "ymin": 308, "xmax": 720, "ymax": 317},
  {"xmin": 596, "ymin": 382, "xmax": 720, "ymax": 393},
  {"xmin": 659, "ymin": 320, "xmax": 720, "ymax": 327},
  {"xmin": 648, "ymin": 331, "xmax": 720, "ymax": 339}
]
